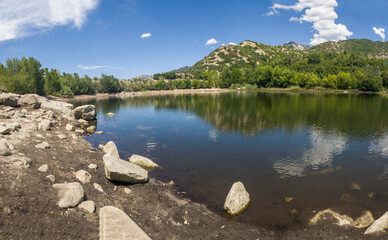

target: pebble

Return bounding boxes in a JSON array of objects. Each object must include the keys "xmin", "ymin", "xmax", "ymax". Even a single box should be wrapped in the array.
[
  {"xmin": 58, "ymin": 134, "xmax": 67, "ymax": 139},
  {"xmin": 124, "ymin": 188, "xmax": 132, "ymax": 194},
  {"xmin": 88, "ymin": 164, "xmax": 97, "ymax": 171},
  {"xmin": 93, "ymin": 183, "xmax": 104, "ymax": 193},
  {"xmin": 45, "ymin": 174, "xmax": 56, "ymax": 182},
  {"xmin": 38, "ymin": 164, "xmax": 48, "ymax": 172}
]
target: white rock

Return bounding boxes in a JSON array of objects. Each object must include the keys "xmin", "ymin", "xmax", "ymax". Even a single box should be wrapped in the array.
[
  {"xmin": 224, "ymin": 181, "xmax": 250, "ymax": 216},
  {"xmin": 124, "ymin": 188, "xmax": 132, "ymax": 194},
  {"xmin": 88, "ymin": 164, "xmax": 97, "ymax": 171},
  {"xmin": 103, "ymin": 141, "xmax": 120, "ymax": 158},
  {"xmin": 98, "ymin": 144, "xmax": 104, "ymax": 150},
  {"xmin": 99, "ymin": 206, "xmax": 151, "ymax": 240},
  {"xmin": 129, "ymin": 154, "xmax": 159, "ymax": 169},
  {"xmin": 52, "ymin": 182, "xmax": 84, "ymax": 208},
  {"xmin": 75, "ymin": 170, "xmax": 92, "ymax": 184},
  {"xmin": 39, "ymin": 98, "xmax": 73, "ymax": 120},
  {"xmin": 0, "ymin": 126, "xmax": 12, "ymax": 135},
  {"xmin": 72, "ymin": 105, "xmax": 96, "ymax": 121},
  {"xmin": 106, "ymin": 112, "xmax": 115, "ymax": 117},
  {"xmin": 103, "ymin": 154, "xmax": 148, "ymax": 184},
  {"xmin": 35, "ymin": 142, "xmax": 50, "ymax": 149},
  {"xmin": 365, "ymin": 211, "xmax": 388, "ymax": 234},
  {"xmin": 94, "ymin": 183, "xmax": 104, "ymax": 193},
  {"xmin": 38, "ymin": 164, "xmax": 48, "ymax": 172},
  {"xmin": 78, "ymin": 200, "xmax": 96, "ymax": 213},
  {"xmin": 38, "ymin": 120, "xmax": 52, "ymax": 131},
  {"xmin": 6, "ymin": 122, "xmax": 21, "ymax": 131},
  {"xmin": 19, "ymin": 94, "xmax": 41, "ymax": 109},
  {"xmin": 45, "ymin": 174, "xmax": 55, "ymax": 182},
  {"xmin": 66, "ymin": 124, "xmax": 75, "ymax": 131},
  {"xmin": 0, "ymin": 138, "xmax": 12, "ymax": 156},
  {"xmin": 58, "ymin": 134, "xmax": 67, "ymax": 139},
  {"xmin": 86, "ymin": 125, "xmax": 96, "ymax": 133}
]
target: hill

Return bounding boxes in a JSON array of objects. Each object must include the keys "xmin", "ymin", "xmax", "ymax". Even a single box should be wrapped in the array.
[{"xmin": 282, "ymin": 42, "xmax": 310, "ymax": 50}]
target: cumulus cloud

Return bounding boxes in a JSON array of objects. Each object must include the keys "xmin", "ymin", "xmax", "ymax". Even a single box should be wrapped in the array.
[
  {"xmin": 77, "ymin": 65, "xmax": 123, "ymax": 70},
  {"xmin": 141, "ymin": 33, "xmax": 152, "ymax": 38},
  {"xmin": 0, "ymin": 0, "xmax": 99, "ymax": 42},
  {"xmin": 206, "ymin": 38, "xmax": 219, "ymax": 45},
  {"xmin": 270, "ymin": 0, "xmax": 353, "ymax": 45},
  {"xmin": 228, "ymin": 42, "xmax": 237, "ymax": 46},
  {"xmin": 373, "ymin": 27, "xmax": 385, "ymax": 41}
]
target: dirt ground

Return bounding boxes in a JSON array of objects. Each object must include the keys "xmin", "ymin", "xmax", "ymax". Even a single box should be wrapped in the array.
[{"xmin": 0, "ymin": 103, "xmax": 386, "ymax": 240}]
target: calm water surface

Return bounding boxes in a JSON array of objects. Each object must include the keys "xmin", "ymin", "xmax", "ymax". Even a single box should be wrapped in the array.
[{"xmin": 73, "ymin": 92, "xmax": 388, "ymax": 228}]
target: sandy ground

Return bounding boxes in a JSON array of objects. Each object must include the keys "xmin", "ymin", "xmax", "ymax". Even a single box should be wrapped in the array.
[{"xmin": 0, "ymin": 101, "xmax": 386, "ymax": 239}]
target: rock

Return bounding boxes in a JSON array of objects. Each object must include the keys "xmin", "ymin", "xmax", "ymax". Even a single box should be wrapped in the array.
[
  {"xmin": 78, "ymin": 119, "xmax": 88, "ymax": 124},
  {"xmin": 52, "ymin": 182, "xmax": 84, "ymax": 208},
  {"xmin": 285, "ymin": 197, "xmax": 293, "ymax": 203},
  {"xmin": 72, "ymin": 105, "xmax": 96, "ymax": 121},
  {"xmin": 367, "ymin": 192, "xmax": 374, "ymax": 198},
  {"xmin": 38, "ymin": 164, "xmax": 48, "ymax": 172},
  {"xmin": 0, "ymin": 93, "xmax": 20, "ymax": 107},
  {"xmin": 223, "ymin": 181, "xmax": 250, "ymax": 216},
  {"xmin": 78, "ymin": 200, "xmax": 95, "ymax": 213},
  {"xmin": 4, "ymin": 107, "xmax": 14, "ymax": 112},
  {"xmin": 0, "ymin": 113, "xmax": 10, "ymax": 119},
  {"xmin": 58, "ymin": 134, "xmax": 67, "ymax": 139},
  {"xmin": 86, "ymin": 125, "xmax": 96, "ymax": 133},
  {"xmin": 6, "ymin": 122, "xmax": 21, "ymax": 131},
  {"xmin": 88, "ymin": 164, "xmax": 97, "ymax": 171},
  {"xmin": 106, "ymin": 112, "xmax": 115, "ymax": 117},
  {"xmin": 75, "ymin": 129, "xmax": 85, "ymax": 134},
  {"xmin": 124, "ymin": 188, "xmax": 132, "ymax": 194},
  {"xmin": 103, "ymin": 154, "xmax": 148, "ymax": 184},
  {"xmin": 103, "ymin": 141, "xmax": 120, "ymax": 158},
  {"xmin": 19, "ymin": 94, "xmax": 41, "ymax": 109},
  {"xmin": 93, "ymin": 183, "xmax": 104, "ymax": 193},
  {"xmin": 0, "ymin": 126, "xmax": 12, "ymax": 135},
  {"xmin": 365, "ymin": 211, "xmax": 388, "ymax": 234},
  {"xmin": 0, "ymin": 138, "xmax": 12, "ymax": 156},
  {"xmin": 38, "ymin": 98, "xmax": 74, "ymax": 119},
  {"xmin": 38, "ymin": 120, "xmax": 52, "ymax": 131},
  {"xmin": 310, "ymin": 209, "xmax": 374, "ymax": 229},
  {"xmin": 35, "ymin": 142, "xmax": 50, "ymax": 149},
  {"xmin": 99, "ymin": 206, "xmax": 151, "ymax": 240},
  {"xmin": 96, "ymin": 131, "xmax": 104, "ymax": 134},
  {"xmin": 129, "ymin": 154, "xmax": 159, "ymax": 169},
  {"xmin": 75, "ymin": 170, "xmax": 92, "ymax": 184},
  {"xmin": 350, "ymin": 183, "xmax": 361, "ymax": 191},
  {"xmin": 98, "ymin": 144, "xmax": 104, "ymax": 150},
  {"xmin": 66, "ymin": 124, "xmax": 75, "ymax": 131},
  {"xmin": 45, "ymin": 174, "xmax": 55, "ymax": 182}
]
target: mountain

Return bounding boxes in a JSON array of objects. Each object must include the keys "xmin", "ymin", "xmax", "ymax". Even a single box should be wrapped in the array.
[
  {"xmin": 307, "ymin": 39, "xmax": 387, "ymax": 58},
  {"xmin": 282, "ymin": 42, "xmax": 310, "ymax": 50},
  {"xmin": 134, "ymin": 74, "xmax": 153, "ymax": 80}
]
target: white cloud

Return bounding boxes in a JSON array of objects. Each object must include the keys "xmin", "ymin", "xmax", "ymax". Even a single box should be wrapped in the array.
[
  {"xmin": 141, "ymin": 33, "xmax": 152, "ymax": 38},
  {"xmin": 77, "ymin": 64, "xmax": 123, "ymax": 70},
  {"xmin": 206, "ymin": 38, "xmax": 219, "ymax": 45},
  {"xmin": 264, "ymin": 11, "xmax": 275, "ymax": 16},
  {"xmin": 228, "ymin": 42, "xmax": 237, "ymax": 46},
  {"xmin": 270, "ymin": 0, "xmax": 353, "ymax": 45},
  {"xmin": 373, "ymin": 27, "xmax": 385, "ymax": 42},
  {"xmin": 0, "ymin": 0, "xmax": 99, "ymax": 42}
]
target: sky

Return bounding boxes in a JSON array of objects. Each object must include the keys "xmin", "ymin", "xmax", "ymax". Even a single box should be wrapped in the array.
[{"xmin": 0, "ymin": 0, "xmax": 386, "ymax": 79}]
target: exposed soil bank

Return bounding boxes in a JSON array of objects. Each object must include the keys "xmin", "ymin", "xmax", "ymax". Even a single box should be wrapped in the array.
[{"xmin": 0, "ymin": 94, "xmax": 386, "ymax": 239}]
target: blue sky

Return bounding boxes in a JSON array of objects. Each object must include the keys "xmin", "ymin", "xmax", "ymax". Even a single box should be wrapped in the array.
[{"xmin": 0, "ymin": 0, "xmax": 386, "ymax": 79}]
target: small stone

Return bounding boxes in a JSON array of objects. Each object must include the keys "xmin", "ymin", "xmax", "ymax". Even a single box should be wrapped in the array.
[
  {"xmin": 129, "ymin": 154, "xmax": 159, "ymax": 169},
  {"xmin": 86, "ymin": 125, "xmax": 96, "ymax": 133},
  {"xmin": 114, "ymin": 186, "xmax": 117, "ymax": 191},
  {"xmin": 96, "ymin": 131, "xmax": 104, "ymax": 134},
  {"xmin": 124, "ymin": 188, "xmax": 132, "ymax": 194},
  {"xmin": 93, "ymin": 183, "xmax": 104, "ymax": 193},
  {"xmin": 350, "ymin": 183, "xmax": 361, "ymax": 191},
  {"xmin": 35, "ymin": 142, "xmax": 50, "ymax": 149},
  {"xmin": 0, "ymin": 126, "xmax": 12, "ymax": 135},
  {"xmin": 224, "ymin": 181, "xmax": 250, "ymax": 216},
  {"xmin": 78, "ymin": 119, "xmax": 88, "ymax": 124},
  {"xmin": 58, "ymin": 134, "xmax": 67, "ymax": 139},
  {"xmin": 75, "ymin": 170, "xmax": 92, "ymax": 184},
  {"xmin": 98, "ymin": 144, "xmax": 104, "ymax": 150},
  {"xmin": 75, "ymin": 129, "xmax": 85, "ymax": 134},
  {"xmin": 52, "ymin": 182, "xmax": 84, "ymax": 208},
  {"xmin": 285, "ymin": 197, "xmax": 294, "ymax": 203},
  {"xmin": 66, "ymin": 124, "xmax": 75, "ymax": 131},
  {"xmin": 169, "ymin": 181, "xmax": 175, "ymax": 185},
  {"xmin": 106, "ymin": 112, "xmax": 115, "ymax": 117},
  {"xmin": 0, "ymin": 138, "xmax": 12, "ymax": 156},
  {"xmin": 38, "ymin": 120, "xmax": 52, "ymax": 131},
  {"xmin": 291, "ymin": 209, "xmax": 299, "ymax": 217},
  {"xmin": 36, "ymin": 134, "xmax": 44, "ymax": 138},
  {"xmin": 184, "ymin": 220, "xmax": 189, "ymax": 225},
  {"xmin": 45, "ymin": 174, "xmax": 55, "ymax": 182},
  {"xmin": 88, "ymin": 164, "xmax": 97, "ymax": 171},
  {"xmin": 340, "ymin": 193, "xmax": 353, "ymax": 202},
  {"xmin": 367, "ymin": 192, "xmax": 374, "ymax": 198},
  {"xmin": 38, "ymin": 164, "xmax": 48, "ymax": 172},
  {"xmin": 78, "ymin": 200, "xmax": 95, "ymax": 213}
]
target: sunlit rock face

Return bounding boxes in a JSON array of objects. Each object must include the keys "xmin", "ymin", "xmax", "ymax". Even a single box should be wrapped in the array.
[{"xmin": 273, "ymin": 129, "xmax": 347, "ymax": 177}]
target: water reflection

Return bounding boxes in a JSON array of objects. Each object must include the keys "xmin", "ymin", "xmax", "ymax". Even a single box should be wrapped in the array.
[{"xmin": 274, "ymin": 128, "xmax": 348, "ymax": 177}]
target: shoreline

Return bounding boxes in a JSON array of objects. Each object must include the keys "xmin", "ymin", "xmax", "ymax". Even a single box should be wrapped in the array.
[{"xmin": 0, "ymin": 93, "xmax": 384, "ymax": 239}]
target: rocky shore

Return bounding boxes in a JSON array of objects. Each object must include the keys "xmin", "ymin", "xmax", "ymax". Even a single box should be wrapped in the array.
[{"xmin": 0, "ymin": 93, "xmax": 387, "ymax": 239}]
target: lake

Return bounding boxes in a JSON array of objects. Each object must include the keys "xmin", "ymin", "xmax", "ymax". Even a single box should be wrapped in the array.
[{"xmin": 72, "ymin": 91, "xmax": 388, "ymax": 228}]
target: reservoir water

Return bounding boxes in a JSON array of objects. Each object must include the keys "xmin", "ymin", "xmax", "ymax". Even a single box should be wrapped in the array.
[{"xmin": 73, "ymin": 91, "xmax": 388, "ymax": 228}]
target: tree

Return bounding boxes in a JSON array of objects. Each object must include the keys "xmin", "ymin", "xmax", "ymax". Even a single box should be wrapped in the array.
[
  {"xmin": 44, "ymin": 68, "xmax": 62, "ymax": 95},
  {"xmin": 99, "ymin": 74, "xmax": 121, "ymax": 93}
]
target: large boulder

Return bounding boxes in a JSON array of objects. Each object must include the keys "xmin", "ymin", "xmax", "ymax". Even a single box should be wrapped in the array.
[
  {"xmin": 103, "ymin": 154, "xmax": 148, "ymax": 184},
  {"xmin": 103, "ymin": 141, "xmax": 120, "ymax": 158},
  {"xmin": 0, "ymin": 93, "xmax": 20, "ymax": 107},
  {"xmin": 129, "ymin": 154, "xmax": 159, "ymax": 169},
  {"xmin": 37, "ymin": 96, "xmax": 74, "ymax": 119},
  {"xmin": 72, "ymin": 105, "xmax": 96, "ymax": 121},
  {"xmin": 18, "ymin": 94, "xmax": 41, "ymax": 109},
  {"xmin": 99, "ymin": 206, "xmax": 151, "ymax": 240},
  {"xmin": 52, "ymin": 182, "xmax": 84, "ymax": 208},
  {"xmin": 0, "ymin": 138, "xmax": 12, "ymax": 156},
  {"xmin": 224, "ymin": 181, "xmax": 250, "ymax": 216},
  {"xmin": 365, "ymin": 211, "xmax": 388, "ymax": 234}
]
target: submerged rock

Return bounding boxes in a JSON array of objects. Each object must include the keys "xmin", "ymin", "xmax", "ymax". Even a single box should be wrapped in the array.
[
  {"xmin": 99, "ymin": 206, "xmax": 151, "ymax": 240},
  {"xmin": 103, "ymin": 154, "xmax": 148, "ymax": 184},
  {"xmin": 106, "ymin": 112, "xmax": 115, "ymax": 117},
  {"xmin": 224, "ymin": 181, "xmax": 250, "ymax": 216},
  {"xmin": 310, "ymin": 209, "xmax": 374, "ymax": 229},
  {"xmin": 365, "ymin": 211, "xmax": 388, "ymax": 234},
  {"xmin": 52, "ymin": 182, "xmax": 84, "ymax": 208},
  {"xmin": 73, "ymin": 105, "xmax": 96, "ymax": 121},
  {"xmin": 129, "ymin": 154, "xmax": 159, "ymax": 169},
  {"xmin": 103, "ymin": 141, "xmax": 120, "ymax": 158}
]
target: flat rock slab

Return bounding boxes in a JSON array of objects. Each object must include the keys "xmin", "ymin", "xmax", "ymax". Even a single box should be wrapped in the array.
[
  {"xmin": 365, "ymin": 211, "xmax": 388, "ymax": 234},
  {"xmin": 129, "ymin": 154, "xmax": 159, "ymax": 169},
  {"xmin": 224, "ymin": 181, "xmax": 250, "ymax": 216},
  {"xmin": 99, "ymin": 206, "xmax": 151, "ymax": 240},
  {"xmin": 53, "ymin": 182, "xmax": 84, "ymax": 208},
  {"xmin": 103, "ymin": 154, "xmax": 148, "ymax": 184}
]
